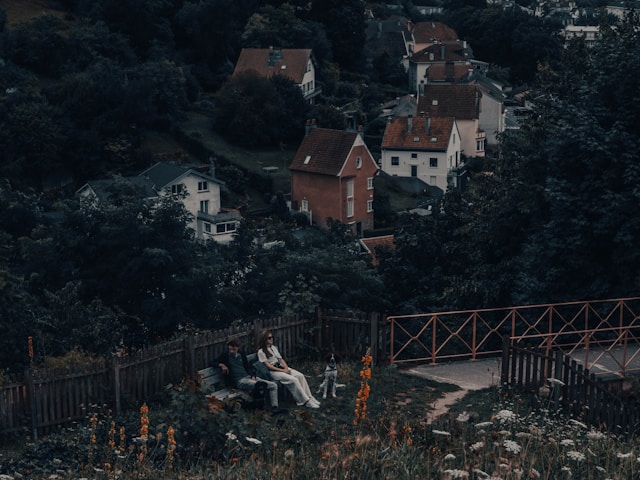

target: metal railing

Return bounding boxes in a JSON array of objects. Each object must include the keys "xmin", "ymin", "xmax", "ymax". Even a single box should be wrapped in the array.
[{"xmin": 388, "ymin": 297, "xmax": 640, "ymax": 378}]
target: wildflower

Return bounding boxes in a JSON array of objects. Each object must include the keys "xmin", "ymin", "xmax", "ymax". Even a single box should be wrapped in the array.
[
  {"xmin": 456, "ymin": 411, "xmax": 470, "ymax": 422},
  {"xmin": 432, "ymin": 429, "xmax": 451, "ymax": 436},
  {"xmin": 473, "ymin": 468, "xmax": 489, "ymax": 478},
  {"xmin": 560, "ymin": 439, "xmax": 575, "ymax": 447},
  {"xmin": 474, "ymin": 421, "xmax": 493, "ymax": 428},
  {"xmin": 617, "ymin": 452, "xmax": 632, "ymax": 459},
  {"xmin": 515, "ymin": 432, "xmax": 531, "ymax": 439},
  {"xmin": 503, "ymin": 439, "xmax": 521, "ymax": 454},
  {"xmin": 471, "ymin": 441, "xmax": 484, "ymax": 451},
  {"xmin": 444, "ymin": 453, "xmax": 456, "ymax": 460},
  {"xmin": 569, "ymin": 419, "xmax": 587, "ymax": 429},
  {"xmin": 529, "ymin": 468, "xmax": 541, "ymax": 478},
  {"xmin": 225, "ymin": 432, "xmax": 237, "ymax": 441},
  {"xmin": 245, "ymin": 437, "xmax": 262, "ymax": 445},
  {"xmin": 587, "ymin": 430, "xmax": 606, "ymax": 440},
  {"xmin": 354, "ymin": 348, "xmax": 373, "ymax": 426},
  {"xmin": 561, "ymin": 466, "xmax": 571, "ymax": 474},
  {"xmin": 547, "ymin": 377, "xmax": 565, "ymax": 386},
  {"xmin": 166, "ymin": 426, "xmax": 176, "ymax": 471},
  {"xmin": 495, "ymin": 409, "xmax": 517, "ymax": 423},
  {"xmin": 284, "ymin": 449, "xmax": 294, "ymax": 459},
  {"xmin": 443, "ymin": 469, "xmax": 469, "ymax": 479},
  {"xmin": 567, "ymin": 451, "xmax": 585, "ymax": 462}
]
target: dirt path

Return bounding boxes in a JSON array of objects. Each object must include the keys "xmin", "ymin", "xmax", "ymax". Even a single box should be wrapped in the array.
[{"xmin": 426, "ymin": 388, "xmax": 470, "ymax": 424}]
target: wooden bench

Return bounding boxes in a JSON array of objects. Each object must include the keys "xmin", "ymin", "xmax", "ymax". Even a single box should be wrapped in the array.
[{"xmin": 197, "ymin": 353, "xmax": 287, "ymax": 404}]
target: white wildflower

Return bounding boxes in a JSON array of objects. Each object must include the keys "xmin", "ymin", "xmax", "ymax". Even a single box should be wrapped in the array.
[
  {"xmin": 587, "ymin": 430, "xmax": 606, "ymax": 440},
  {"xmin": 547, "ymin": 377, "xmax": 565, "ymax": 386},
  {"xmin": 495, "ymin": 409, "xmax": 517, "ymax": 423},
  {"xmin": 444, "ymin": 453, "xmax": 456, "ymax": 461},
  {"xmin": 567, "ymin": 451, "xmax": 585, "ymax": 462},
  {"xmin": 0, "ymin": 476, "xmax": 14, "ymax": 480},
  {"xmin": 456, "ymin": 411, "xmax": 470, "ymax": 422},
  {"xmin": 529, "ymin": 468, "xmax": 541, "ymax": 478},
  {"xmin": 560, "ymin": 439, "xmax": 575, "ymax": 447},
  {"xmin": 245, "ymin": 437, "xmax": 262, "ymax": 445},
  {"xmin": 595, "ymin": 466, "xmax": 606, "ymax": 472},
  {"xmin": 569, "ymin": 419, "xmax": 588, "ymax": 429},
  {"xmin": 475, "ymin": 421, "xmax": 493, "ymax": 428},
  {"xmin": 432, "ymin": 429, "xmax": 451, "ymax": 436},
  {"xmin": 473, "ymin": 469, "xmax": 490, "ymax": 478},
  {"xmin": 515, "ymin": 431, "xmax": 531, "ymax": 439},
  {"xmin": 471, "ymin": 441, "xmax": 484, "ymax": 451},
  {"xmin": 561, "ymin": 466, "xmax": 571, "ymax": 474},
  {"xmin": 443, "ymin": 469, "xmax": 469, "ymax": 479},
  {"xmin": 225, "ymin": 432, "xmax": 237, "ymax": 441},
  {"xmin": 504, "ymin": 439, "xmax": 521, "ymax": 454},
  {"xmin": 617, "ymin": 452, "xmax": 633, "ymax": 459}
]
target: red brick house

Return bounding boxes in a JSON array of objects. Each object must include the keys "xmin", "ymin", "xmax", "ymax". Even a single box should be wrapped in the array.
[{"xmin": 289, "ymin": 124, "xmax": 379, "ymax": 235}]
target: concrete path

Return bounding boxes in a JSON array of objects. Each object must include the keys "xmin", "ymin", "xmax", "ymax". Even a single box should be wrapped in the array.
[{"xmin": 403, "ymin": 358, "xmax": 502, "ymax": 423}]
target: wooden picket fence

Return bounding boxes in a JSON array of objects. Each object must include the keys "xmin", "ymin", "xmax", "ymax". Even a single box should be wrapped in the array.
[
  {"xmin": 501, "ymin": 337, "xmax": 637, "ymax": 437},
  {"xmin": 0, "ymin": 310, "xmax": 387, "ymax": 439}
]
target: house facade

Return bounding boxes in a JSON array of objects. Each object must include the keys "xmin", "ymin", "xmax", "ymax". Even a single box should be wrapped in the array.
[
  {"xmin": 289, "ymin": 125, "xmax": 379, "ymax": 235},
  {"xmin": 417, "ymin": 84, "xmax": 486, "ymax": 158},
  {"xmin": 380, "ymin": 114, "xmax": 464, "ymax": 192},
  {"xmin": 233, "ymin": 47, "xmax": 321, "ymax": 103},
  {"xmin": 464, "ymin": 72, "xmax": 506, "ymax": 147},
  {"xmin": 76, "ymin": 162, "xmax": 241, "ymax": 244}
]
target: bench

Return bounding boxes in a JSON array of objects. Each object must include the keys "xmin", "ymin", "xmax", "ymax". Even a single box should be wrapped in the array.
[{"xmin": 197, "ymin": 353, "xmax": 287, "ymax": 404}]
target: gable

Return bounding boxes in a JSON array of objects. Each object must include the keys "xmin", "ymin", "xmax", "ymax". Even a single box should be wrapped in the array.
[
  {"xmin": 417, "ymin": 85, "xmax": 481, "ymax": 120},
  {"xmin": 233, "ymin": 48, "xmax": 313, "ymax": 84},
  {"xmin": 290, "ymin": 128, "xmax": 361, "ymax": 175},
  {"xmin": 381, "ymin": 116, "xmax": 454, "ymax": 151}
]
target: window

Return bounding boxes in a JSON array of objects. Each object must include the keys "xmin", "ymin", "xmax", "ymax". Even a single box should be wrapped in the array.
[
  {"xmin": 204, "ymin": 222, "xmax": 211, "ymax": 233},
  {"xmin": 411, "ymin": 153, "xmax": 418, "ymax": 159},
  {"xmin": 346, "ymin": 180, "xmax": 354, "ymax": 198},
  {"xmin": 367, "ymin": 200, "xmax": 373, "ymax": 212},
  {"xmin": 477, "ymin": 139, "xmax": 484, "ymax": 152},
  {"xmin": 301, "ymin": 199, "xmax": 309, "ymax": 212},
  {"xmin": 391, "ymin": 156, "xmax": 399, "ymax": 166},
  {"xmin": 200, "ymin": 200, "xmax": 209, "ymax": 214},
  {"xmin": 453, "ymin": 134, "xmax": 456, "ymax": 144},
  {"xmin": 356, "ymin": 156, "xmax": 362, "ymax": 169},
  {"xmin": 347, "ymin": 199, "xmax": 354, "ymax": 217},
  {"xmin": 367, "ymin": 177, "xmax": 373, "ymax": 190},
  {"xmin": 429, "ymin": 157, "xmax": 438, "ymax": 168},
  {"xmin": 197, "ymin": 181, "xmax": 208, "ymax": 191},
  {"xmin": 216, "ymin": 222, "xmax": 237, "ymax": 234},
  {"xmin": 171, "ymin": 184, "xmax": 183, "ymax": 195}
]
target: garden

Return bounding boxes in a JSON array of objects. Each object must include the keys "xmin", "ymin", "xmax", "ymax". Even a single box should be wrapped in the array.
[{"xmin": 0, "ymin": 352, "xmax": 639, "ymax": 479}]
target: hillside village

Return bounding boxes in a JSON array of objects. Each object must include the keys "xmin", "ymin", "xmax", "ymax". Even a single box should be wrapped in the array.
[{"xmin": 1, "ymin": 0, "xmax": 639, "ymax": 371}]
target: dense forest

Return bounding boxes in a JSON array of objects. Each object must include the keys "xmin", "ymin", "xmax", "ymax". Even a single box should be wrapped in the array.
[{"xmin": 0, "ymin": 0, "xmax": 638, "ymax": 372}]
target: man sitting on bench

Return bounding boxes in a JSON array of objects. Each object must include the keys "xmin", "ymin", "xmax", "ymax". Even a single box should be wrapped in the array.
[{"xmin": 216, "ymin": 339, "xmax": 282, "ymax": 413}]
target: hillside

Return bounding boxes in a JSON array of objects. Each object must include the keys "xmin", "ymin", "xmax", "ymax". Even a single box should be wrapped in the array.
[{"xmin": 0, "ymin": 0, "xmax": 67, "ymax": 27}]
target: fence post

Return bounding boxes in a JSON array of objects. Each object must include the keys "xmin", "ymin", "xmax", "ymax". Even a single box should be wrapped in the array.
[
  {"xmin": 370, "ymin": 312, "xmax": 379, "ymax": 364},
  {"xmin": 113, "ymin": 358, "xmax": 121, "ymax": 416},
  {"xmin": 501, "ymin": 336, "xmax": 510, "ymax": 387},
  {"xmin": 185, "ymin": 335, "xmax": 196, "ymax": 377},
  {"xmin": 25, "ymin": 369, "xmax": 38, "ymax": 442}
]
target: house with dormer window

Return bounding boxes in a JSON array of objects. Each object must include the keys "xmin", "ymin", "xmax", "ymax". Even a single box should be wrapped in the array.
[
  {"xmin": 380, "ymin": 113, "xmax": 464, "ymax": 192},
  {"xmin": 233, "ymin": 47, "xmax": 321, "ymax": 103},
  {"xmin": 417, "ymin": 84, "xmax": 486, "ymax": 158},
  {"xmin": 76, "ymin": 162, "xmax": 241, "ymax": 243},
  {"xmin": 289, "ymin": 123, "xmax": 379, "ymax": 235}
]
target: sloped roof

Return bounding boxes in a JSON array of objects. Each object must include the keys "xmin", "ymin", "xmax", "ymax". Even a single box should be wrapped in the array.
[
  {"xmin": 290, "ymin": 128, "xmax": 360, "ymax": 175},
  {"xmin": 84, "ymin": 177, "xmax": 159, "ymax": 200},
  {"xmin": 417, "ymin": 85, "xmax": 481, "ymax": 120},
  {"xmin": 411, "ymin": 21, "xmax": 458, "ymax": 43},
  {"xmin": 233, "ymin": 48, "xmax": 312, "ymax": 84},
  {"xmin": 381, "ymin": 115, "xmax": 454, "ymax": 151},
  {"xmin": 410, "ymin": 43, "xmax": 468, "ymax": 63},
  {"xmin": 359, "ymin": 235, "xmax": 395, "ymax": 266}
]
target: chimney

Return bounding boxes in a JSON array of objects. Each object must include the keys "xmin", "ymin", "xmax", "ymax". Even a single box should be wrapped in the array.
[
  {"xmin": 305, "ymin": 118, "xmax": 317, "ymax": 136},
  {"xmin": 407, "ymin": 114, "xmax": 413, "ymax": 132},
  {"xmin": 425, "ymin": 115, "xmax": 430, "ymax": 134},
  {"xmin": 441, "ymin": 45, "xmax": 445, "ymax": 59},
  {"xmin": 357, "ymin": 124, "xmax": 364, "ymax": 139}
]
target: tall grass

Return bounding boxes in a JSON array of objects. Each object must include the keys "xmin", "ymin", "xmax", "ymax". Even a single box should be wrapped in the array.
[{"xmin": 0, "ymin": 360, "xmax": 637, "ymax": 479}]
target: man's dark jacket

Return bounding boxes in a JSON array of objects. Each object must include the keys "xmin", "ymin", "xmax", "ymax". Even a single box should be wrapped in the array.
[{"xmin": 215, "ymin": 349, "xmax": 257, "ymax": 387}]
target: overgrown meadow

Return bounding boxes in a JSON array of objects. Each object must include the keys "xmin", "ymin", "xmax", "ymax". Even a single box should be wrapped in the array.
[{"xmin": 1, "ymin": 354, "xmax": 639, "ymax": 479}]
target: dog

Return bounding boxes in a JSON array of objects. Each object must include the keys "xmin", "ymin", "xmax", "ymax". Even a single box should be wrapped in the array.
[{"xmin": 317, "ymin": 354, "xmax": 338, "ymax": 399}]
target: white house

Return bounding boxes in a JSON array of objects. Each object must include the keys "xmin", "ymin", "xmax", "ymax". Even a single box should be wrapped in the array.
[
  {"xmin": 76, "ymin": 162, "xmax": 241, "ymax": 244},
  {"xmin": 380, "ymin": 114, "xmax": 464, "ymax": 192}
]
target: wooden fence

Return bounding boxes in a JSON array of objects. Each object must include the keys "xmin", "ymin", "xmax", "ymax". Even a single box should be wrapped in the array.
[
  {"xmin": 0, "ymin": 310, "xmax": 387, "ymax": 439},
  {"xmin": 501, "ymin": 337, "xmax": 637, "ymax": 437}
]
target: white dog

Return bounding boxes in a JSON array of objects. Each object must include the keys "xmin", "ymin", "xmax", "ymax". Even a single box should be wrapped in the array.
[{"xmin": 317, "ymin": 354, "xmax": 338, "ymax": 399}]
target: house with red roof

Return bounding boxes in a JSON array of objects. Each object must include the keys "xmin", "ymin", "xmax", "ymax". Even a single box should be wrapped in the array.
[
  {"xmin": 380, "ymin": 113, "xmax": 464, "ymax": 192},
  {"xmin": 233, "ymin": 47, "xmax": 321, "ymax": 103},
  {"xmin": 289, "ymin": 123, "xmax": 379, "ymax": 235},
  {"xmin": 417, "ymin": 84, "xmax": 486, "ymax": 158}
]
